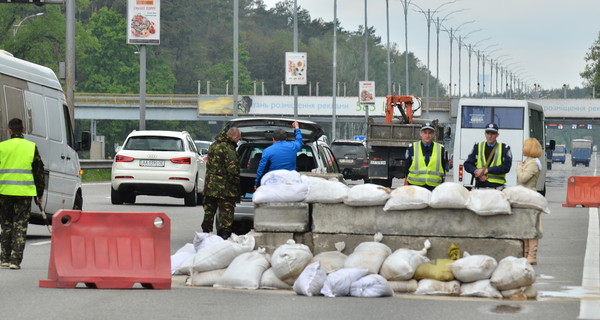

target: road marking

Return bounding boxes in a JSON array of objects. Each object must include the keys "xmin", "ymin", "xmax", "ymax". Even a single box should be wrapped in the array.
[
  {"xmin": 31, "ymin": 240, "xmax": 51, "ymax": 246},
  {"xmin": 579, "ymin": 208, "xmax": 600, "ymax": 319}
]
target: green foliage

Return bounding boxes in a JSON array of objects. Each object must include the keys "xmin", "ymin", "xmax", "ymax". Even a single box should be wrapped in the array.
[
  {"xmin": 81, "ymin": 168, "xmax": 111, "ymax": 182},
  {"xmin": 581, "ymin": 31, "xmax": 600, "ymax": 96}
]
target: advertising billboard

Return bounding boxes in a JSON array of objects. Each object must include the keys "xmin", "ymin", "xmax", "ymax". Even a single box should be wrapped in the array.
[
  {"xmin": 127, "ymin": 0, "xmax": 160, "ymax": 45},
  {"xmin": 285, "ymin": 52, "xmax": 307, "ymax": 85}
]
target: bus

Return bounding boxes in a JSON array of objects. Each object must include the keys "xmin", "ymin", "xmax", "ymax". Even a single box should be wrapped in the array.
[{"xmin": 453, "ymin": 98, "xmax": 553, "ymax": 194}]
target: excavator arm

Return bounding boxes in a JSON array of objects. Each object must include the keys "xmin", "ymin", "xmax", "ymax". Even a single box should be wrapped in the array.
[{"xmin": 385, "ymin": 95, "xmax": 419, "ymax": 124}]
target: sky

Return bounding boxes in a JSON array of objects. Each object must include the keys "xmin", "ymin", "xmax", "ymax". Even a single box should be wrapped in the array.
[{"xmin": 261, "ymin": 0, "xmax": 600, "ymax": 93}]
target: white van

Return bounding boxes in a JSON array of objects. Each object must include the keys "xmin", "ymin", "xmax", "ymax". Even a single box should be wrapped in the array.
[
  {"xmin": 453, "ymin": 98, "xmax": 552, "ymax": 194},
  {"xmin": 0, "ymin": 52, "xmax": 90, "ymax": 224}
]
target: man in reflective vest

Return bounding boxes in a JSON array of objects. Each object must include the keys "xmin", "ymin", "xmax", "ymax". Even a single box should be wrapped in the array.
[
  {"xmin": 405, "ymin": 122, "xmax": 448, "ymax": 191},
  {"xmin": 463, "ymin": 123, "xmax": 512, "ymax": 189},
  {"xmin": 0, "ymin": 118, "xmax": 45, "ymax": 270}
]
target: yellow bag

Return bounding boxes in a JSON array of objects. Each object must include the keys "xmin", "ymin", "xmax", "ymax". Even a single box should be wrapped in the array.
[{"xmin": 413, "ymin": 259, "xmax": 455, "ymax": 281}]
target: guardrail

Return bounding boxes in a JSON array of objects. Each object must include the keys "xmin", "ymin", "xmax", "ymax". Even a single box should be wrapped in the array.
[{"xmin": 80, "ymin": 159, "xmax": 113, "ymax": 169}]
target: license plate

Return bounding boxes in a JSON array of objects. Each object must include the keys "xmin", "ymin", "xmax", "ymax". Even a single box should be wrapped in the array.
[
  {"xmin": 338, "ymin": 159, "xmax": 353, "ymax": 164},
  {"xmin": 139, "ymin": 160, "xmax": 165, "ymax": 167},
  {"xmin": 370, "ymin": 160, "xmax": 386, "ymax": 165}
]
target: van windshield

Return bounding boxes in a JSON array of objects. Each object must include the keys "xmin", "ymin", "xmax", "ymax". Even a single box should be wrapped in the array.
[{"xmin": 461, "ymin": 106, "xmax": 524, "ymax": 130}]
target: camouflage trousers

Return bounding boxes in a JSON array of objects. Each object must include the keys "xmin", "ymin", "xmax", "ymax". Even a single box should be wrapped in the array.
[
  {"xmin": 0, "ymin": 195, "xmax": 32, "ymax": 266},
  {"xmin": 201, "ymin": 196, "xmax": 235, "ymax": 234}
]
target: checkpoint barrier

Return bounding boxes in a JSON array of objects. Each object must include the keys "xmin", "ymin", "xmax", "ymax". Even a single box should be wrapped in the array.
[
  {"xmin": 562, "ymin": 176, "xmax": 600, "ymax": 207},
  {"xmin": 39, "ymin": 210, "xmax": 171, "ymax": 289}
]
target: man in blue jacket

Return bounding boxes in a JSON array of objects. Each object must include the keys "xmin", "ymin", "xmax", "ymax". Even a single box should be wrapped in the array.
[{"xmin": 255, "ymin": 121, "xmax": 302, "ymax": 187}]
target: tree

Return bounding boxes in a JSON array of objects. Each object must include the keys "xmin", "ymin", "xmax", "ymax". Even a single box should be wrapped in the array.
[{"xmin": 580, "ymin": 31, "xmax": 600, "ymax": 96}]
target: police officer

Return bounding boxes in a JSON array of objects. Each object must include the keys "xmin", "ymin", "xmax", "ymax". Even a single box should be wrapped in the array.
[
  {"xmin": 404, "ymin": 122, "xmax": 448, "ymax": 191},
  {"xmin": 0, "ymin": 118, "xmax": 45, "ymax": 270},
  {"xmin": 463, "ymin": 123, "xmax": 512, "ymax": 189}
]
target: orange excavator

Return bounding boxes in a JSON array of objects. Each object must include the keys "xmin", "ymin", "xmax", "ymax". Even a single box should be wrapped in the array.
[{"xmin": 384, "ymin": 95, "xmax": 420, "ymax": 124}]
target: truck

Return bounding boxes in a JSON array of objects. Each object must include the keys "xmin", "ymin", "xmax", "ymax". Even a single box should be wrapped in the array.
[
  {"xmin": 366, "ymin": 95, "xmax": 444, "ymax": 188},
  {"xmin": 571, "ymin": 139, "xmax": 593, "ymax": 167},
  {"xmin": 552, "ymin": 144, "xmax": 567, "ymax": 164},
  {"xmin": 0, "ymin": 51, "xmax": 90, "ymax": 225}
]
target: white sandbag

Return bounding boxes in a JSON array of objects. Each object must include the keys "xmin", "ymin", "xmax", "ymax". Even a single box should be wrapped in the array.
[
  {"xmin": 193, "ymin": 232, "xmax": 224, "ymax": 252},
  {"xmin": 344, "ymin": 233, "xmax": 392, "ymax": 274},
  {"xmin": 171, "ymin": 243, "xmax": 196, "ymax": 275},
  {"xmin": 350, "ymin": 274, "xmax": 394, "ymax": 297},
  {"xmin": 310, "ymin": 242, "xmax": 347, "ymax": 274},
  {"xmin": 260, "ymin": 268, "xmax": 292, "ymax": 290},
  {"xmin": 271, "ymin": 239, "xmax": 314, "ymax": 281},
  {"xmin": 383, "ymin": 185, "xmax": 431, "ymax": 211},
  {"xmin": 344, "ymin": 184, "xmax": 391, "ymax": 206},
  {"xmin": 293, "ymin": 261, "xmax": 327, "ymax": 296},
  {"xmin": 429, "ymin": 182, "xmax": 470, "ymax": 209},
  {"xmin": 253, "ymin": 170, "xmax": 311, "ymax": 203},
  {"xmin": 303, "ymin": 176, "xmax": 349, "ymax": 203},
  {"xmin": 388, "ymin": 280, "xmax": 418, "ymax": 293},
  {"xmin": 321, "ymin": 268, "xmax": 369, "ymax": 297},
  {"xmin": 503, "ymin": 185, "xmax": 550, "ymax": 214},
  {"xmin": 414, "ymin": 279, "xmax": 461, "ymax": 296},
  {"xmin": 501, "ymin": 286, "xmax": 538, "ymax": 299},
  {"xmin": 186, "ymin": 268, "xmax": 226, "ymax": 287},
  {"xmin": 466, "ymin": 189, "xmax": 512, "ymax": 215},
  {"xmin": 490, "ymin": 256, "xmax": 536, "ymax": 290},
  {"xmin": 214, "ymin": 248, "xmax": 271, "ymax": 289},
  {"xmin": 460, "ymin": 279, "xmax": 503, "ymax": 298},
  {"xmin": 448, "ymin": 252, "xmax": 498, "ymax": 283},
  {"xmin": 380, "ymin": 240, "xmax": 431, "ymax": 280},
  {"xmin": 178, "ymin": 233, "xmax": 255, "ymax": 275}
]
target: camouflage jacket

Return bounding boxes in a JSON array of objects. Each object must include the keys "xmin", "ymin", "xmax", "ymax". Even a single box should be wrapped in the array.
[{"xmin": 204, "ymin": 130, "xmax": 240, "ymax": 199}]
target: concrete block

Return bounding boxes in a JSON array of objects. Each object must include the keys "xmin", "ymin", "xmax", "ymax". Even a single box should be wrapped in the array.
[{"xmin": 253, "ymin": 202, "xmax": 310, "ymax": 232}]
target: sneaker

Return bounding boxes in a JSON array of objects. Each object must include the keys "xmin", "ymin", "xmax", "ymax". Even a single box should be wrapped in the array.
[
  {"xmin": 9, "ymin": 264, "xmax": 20, "ymax": 270},
  {"xmin": 0, "ymin": 262, "xmax": 9, "ymax": 268}
]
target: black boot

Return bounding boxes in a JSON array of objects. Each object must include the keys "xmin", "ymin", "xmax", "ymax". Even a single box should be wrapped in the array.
[{"xmin": 217, "ymin": 229, "xmax": 231, "ymax": 240}]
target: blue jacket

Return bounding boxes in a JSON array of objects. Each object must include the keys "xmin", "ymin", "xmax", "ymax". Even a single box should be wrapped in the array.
[{"xmin": 255, "ymin": 129, "xmax": 303, "ymax": 186}]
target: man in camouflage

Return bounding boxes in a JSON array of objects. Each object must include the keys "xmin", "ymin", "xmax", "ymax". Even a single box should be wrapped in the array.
[
  {"xmin": 0, "ymin": 118, "xmax": 45, "ymax": 270},
  {"xmin": 201, "ymin": 127, "xmax": 241, "ymax": 240}
]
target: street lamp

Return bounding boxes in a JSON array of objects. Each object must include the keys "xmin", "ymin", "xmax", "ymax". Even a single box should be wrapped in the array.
[
  {"xmin": 13, "ymin": 12, "xmax": 44, "ymax": 36},
  {"xmin": 444, "ymin": 20, "xmax": 474, "ymax": 97},
  {"xmin": 399, "ymin": 0, "xmax": 415, "ymax": 95},
  {"xmin": 465, "ymin": 37, "xmax": 490, "ymax": 96},
  {"xmin": 433, "ymin": 9, "xmax": 465, "ymax": 98},
  {"xmin": 457, "ymin": 28, "xmax": 481, "ymax": 97}
]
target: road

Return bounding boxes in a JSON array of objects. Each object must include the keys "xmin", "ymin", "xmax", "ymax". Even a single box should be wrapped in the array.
[{"xmin": 0, "ymin": 154, "xmax": 599, "ymax": 320}]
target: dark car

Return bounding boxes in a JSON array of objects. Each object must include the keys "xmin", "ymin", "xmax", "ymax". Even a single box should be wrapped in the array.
[{"xmin": 330, "ymin": 140, "xmax": 369, "ymax": 182}]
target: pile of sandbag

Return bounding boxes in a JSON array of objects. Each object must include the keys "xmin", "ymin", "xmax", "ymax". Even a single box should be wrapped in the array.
[{"xmin": 172, "ymin": 233, "xmax": 537, "ymax": 299}]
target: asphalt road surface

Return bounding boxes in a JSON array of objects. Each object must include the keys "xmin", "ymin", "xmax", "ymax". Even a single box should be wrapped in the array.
[{"xmin": 0, "ymin": 153, "xmax": 598, "ymax": 320}]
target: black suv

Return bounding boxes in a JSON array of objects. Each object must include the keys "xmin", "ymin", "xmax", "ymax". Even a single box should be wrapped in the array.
[{"xmin": 330, "ymin": 140, "xmax": 369, "ymax": 182}]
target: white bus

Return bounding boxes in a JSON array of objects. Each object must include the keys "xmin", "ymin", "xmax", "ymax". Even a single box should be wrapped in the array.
[
  {"xmin": 453, "ymin": 98, "xmax": 553, "ymax": 194},
  {"xmin": 0, "ymin": 51, "xmax": 90, "ymax": 224}
]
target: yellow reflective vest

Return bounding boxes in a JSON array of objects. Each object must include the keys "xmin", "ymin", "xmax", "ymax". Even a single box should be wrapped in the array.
[
  {"xmin": 476, "ymin": 141, "xmax": 506, "ymax": 185},
  {"xmin": 0, "ymin": 138, "xmax": 37, "ymax": 196},
  {"xmin": 407, "ymin": 142, "xmax": 444, "ymax": 187}
]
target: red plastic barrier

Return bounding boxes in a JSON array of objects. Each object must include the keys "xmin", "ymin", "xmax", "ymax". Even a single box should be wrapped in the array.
[
  {"xmin": 39, "ymin": 210, "xmax": 171, "ymax": 289},
  {"xmin": 562, "ymin": 176, "xmax": 600, "ymax": 207}
]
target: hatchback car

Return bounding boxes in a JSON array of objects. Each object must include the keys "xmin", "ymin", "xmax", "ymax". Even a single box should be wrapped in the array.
[
  {"xmin": 330, "ymin": 139, "xmax": 369, "ymax": 182},
  {"xmin": 223, "ymin": 118, "xmax": 343, "ymax": 234},
  {"xmin": 111, "ymin": 130, "xmax": 206, "ymax": 206}
]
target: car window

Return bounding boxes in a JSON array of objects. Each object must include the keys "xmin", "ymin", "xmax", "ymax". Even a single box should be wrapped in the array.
[
  {"xmin": 124, "ymin": 136, "xmax": 183, "ymax": 151},
  {"xmin": 331, "ymin": 143, "xmax": 367, "ymax": 158},
  {"xmin": 319, "ymin": 145, "xmax": 339, "ymax": 173}
]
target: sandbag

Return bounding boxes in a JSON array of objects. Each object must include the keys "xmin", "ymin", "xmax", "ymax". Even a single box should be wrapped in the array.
[
  {"xmin": 178, "ymin": 233, "xmax": 255, "ymax": 275},
  {"xmin": 349, "ymin": 274, "xmax": 394, "ymax": 297},
  {"xmin": 321, "ymin": 268, "xmax": 369, "ymax": 297},
  {"xmin": 448, "ymin": 252, "xmax": 498, "ymax": 282},
  {"xmin": 413, "ymin": 258, "xmax": 455, "ymax": 281},
  {"xmin": 193, "ymin": 232, "xmax": 224, "ymax": 252},
  {"xmin": 271, "ymin": 239, "xmax": 314, "ymax": 281},
  {"xmin": 253, "ymin": 170, "xmax": 311, "ymax": 203},
  {"xmin": 490, "ymin": 256, "xmax": 536, "ymax": 291},
  {"xmin": 171, "ymin": 243, "xmax": 196, "ymax": 275},
  {"xmin": 344, "ymin": 184, "xmax": 391, "ymax": 206},
  {"xmin": 186, "ymin": 268, "xmax": 226, "ymax": 287},
  {"xmin": 310, "ymin": 242, "xmax": 347, "ymax": 274},
  {"xmin": 414, "ymin": 279, "xmax": 461, "ymax": 296},
  {"xmin": 388, "ymin": 280, "xmax": 418, "ymax": 293},
  {"xmin": 429, "ymin": 182, "xmax": 470, "ymax": 209},
  {"xmin": 460, "ymin": 279, "xmax": 503, "ymax": 298},
  {"xmin": 344, "ymin": 233, "xmax": 392, "ymax": 274},
  {"xmin": 466, "ymin": 189, "xmax": 512, "ymax": 215},
  {"xmin": 383, "ymin": 186, "xmax": 431, "ymax": 211},
  {"xmin": 379, "ymin": 240, "xmax": 431, "ymax": 280},
  {"xmin": 260, "ymin": 268, "xmax": 292, "ymax": 290},
  {"xmin": 501, "ymin": 286, "xmax": 538, "ymax": 300},
  {"xmin": 303, "ymin": 176, "xmax": 349, "ymax": 203},
  {"xmin": 214, "ymin": 248, "xmax": 271, "ymax": 289},
  {"xmin": 503, "ymin": 185, "xmax": 550, "ymax": 214},
  {"xmin": 293, "ymin": 261, "xmax": 327, "ymax": 296}
]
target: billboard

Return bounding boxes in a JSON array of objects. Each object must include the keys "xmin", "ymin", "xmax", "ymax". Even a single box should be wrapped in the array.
[
  {"xmin": 359, "ymin": 81, "xmax": 375, "ymax": 104},
  {"xmin": 127, "ymin": 0, "xmax": 160, "ymax": 45},
  {"xmin": 285, "ymin": 52, "xmax": 307, "ymax": 85}
]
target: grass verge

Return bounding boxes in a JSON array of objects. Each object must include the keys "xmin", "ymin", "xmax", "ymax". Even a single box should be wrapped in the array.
[{"xmin": 81, "ymin": 169, "xmax": 111, "ymax": 182}]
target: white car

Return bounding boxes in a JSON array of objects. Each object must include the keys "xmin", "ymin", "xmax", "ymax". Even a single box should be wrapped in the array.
[{"xmin": 111, "ymin": 130, "xmax": 206, "ymax": 206}]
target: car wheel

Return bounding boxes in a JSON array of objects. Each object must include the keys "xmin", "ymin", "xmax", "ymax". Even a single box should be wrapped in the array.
[
  {"xmin": 184, "ymin": 181, "xmax": 198, "ymax": 207},
  {"xmin": 124, "ymin": 193, "xmax": 136, "ymax": 204},
  {"xmin": 111, "ymin": 187, "xmax": 124, "ymax": 205},
  {"xmin": 73, "ymin": 192, "xmax": 83, "ymax": 210}
]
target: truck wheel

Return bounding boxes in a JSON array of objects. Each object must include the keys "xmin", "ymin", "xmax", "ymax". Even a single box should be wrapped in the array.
[
  {"xmin": 586, "ymin": 162, "xmax": 590, "ymax": 167},
  {"xmin": 111, "ymin": 187, "xmax": 124, "ymax": 205}
]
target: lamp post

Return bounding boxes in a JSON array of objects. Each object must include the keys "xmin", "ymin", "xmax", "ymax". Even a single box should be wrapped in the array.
[
  {"xmin": 466, "ymin": 37, "xmax": 490, "ymax": 96},
  {"xmin": 457, "ymin": 29, "xmax": 481, "ymax": 97},
  {"xmin": 13, "ymin": 12, "xmax": 44, "ymax": 36},
  {"xmin": 491, "ymin": 54, "xmax": 509, "ymax": 96},
  {"xmin": 485, "ymin": 49, "xmax": 501, "ymax": 96},
  {"xmin": 400, "ymin": 0, "xmax": 415, "ymax": 95},
  {"xmin": 480, "ymin": 44, "xmax": 499, "ymax": 96},
  {"xmin": 433, "ymin": 9, "xmax": 464, "ymax": 98},
  {"xmin": 444, "ymin": 20, "xmax": 474, "ymax": 97}
]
